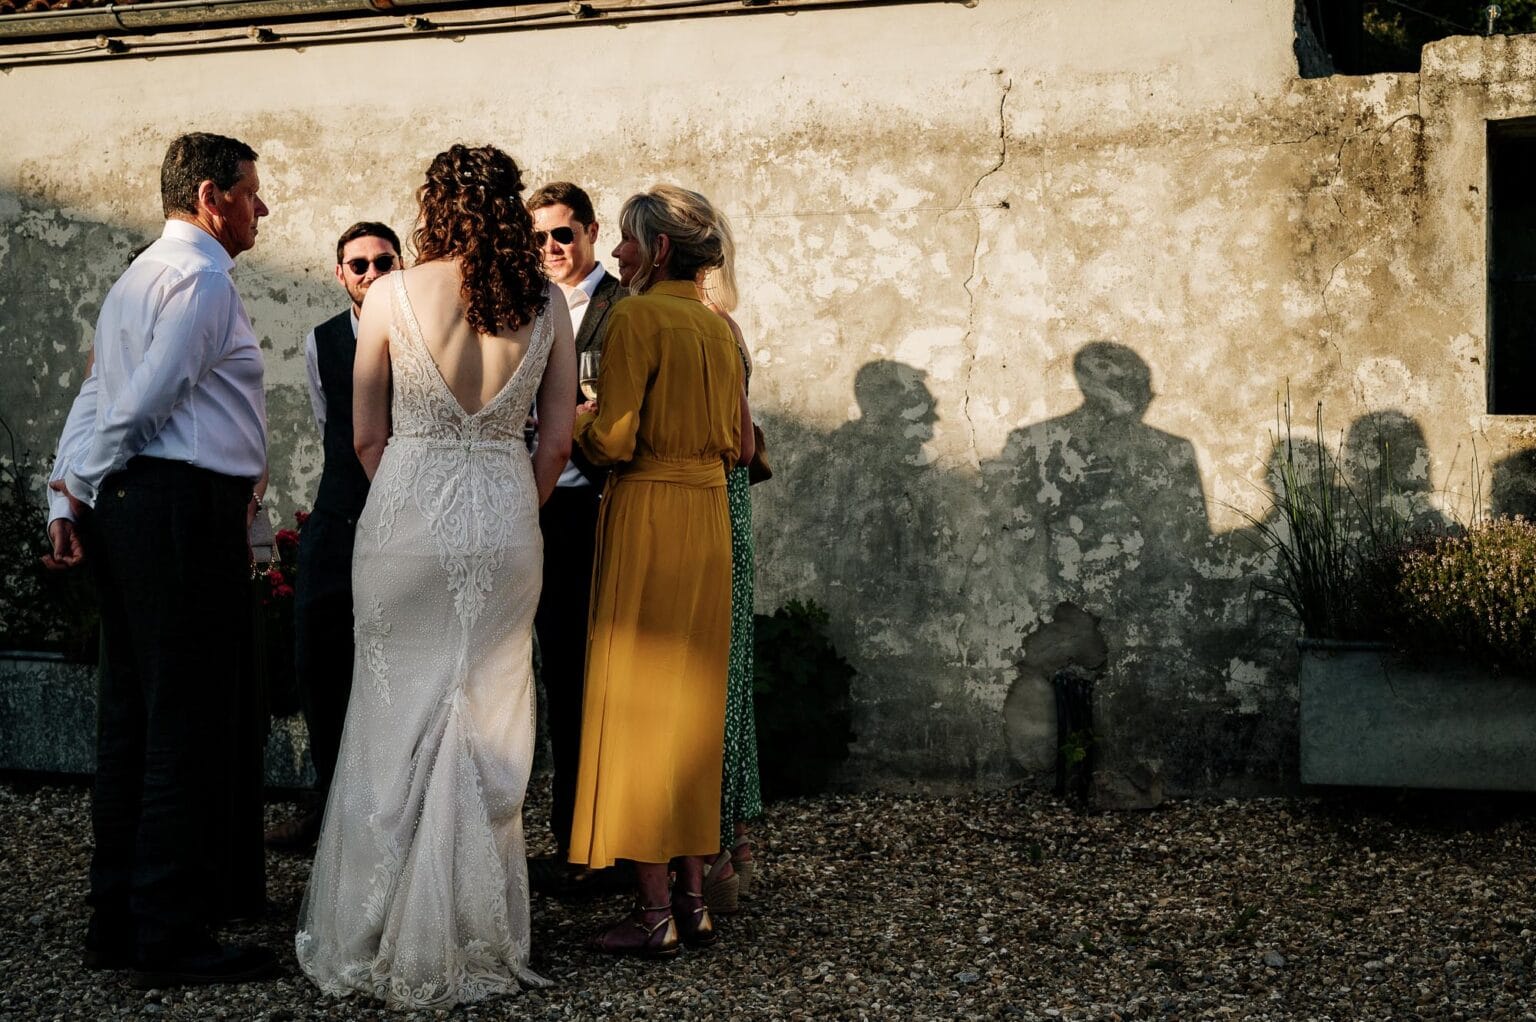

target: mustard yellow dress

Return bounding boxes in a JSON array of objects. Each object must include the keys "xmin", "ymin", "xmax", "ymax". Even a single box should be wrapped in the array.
[{"xmin": 567, "ymin": 279, "xmax": 743, "ymax": 869}]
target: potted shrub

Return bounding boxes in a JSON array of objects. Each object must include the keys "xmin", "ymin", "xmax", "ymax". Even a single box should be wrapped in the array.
[
  {"xmin": 752, "ymin": 599, "xmax": 856, "ymax": 800},
  {"xmin": 1246, "ymin": 402, "xmax": 1536, "ymax": 791},
  {"xmin": 0, "ymin": 440, "xmax": 98, "ymax": 661},
  {"xmin": 0, "ymin": 425, "xmax": 100, "ymax": 774}
]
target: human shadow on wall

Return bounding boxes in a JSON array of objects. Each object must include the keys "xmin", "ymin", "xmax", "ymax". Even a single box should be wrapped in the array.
[
  {"xmin": 1490, "ymin": 447, "xmax": 1536, "ymax": 519},
  {"xmin": 754, "ymin": 358, "xmax": 985, "ymax": 780},
  {"xmin": 990, "ymin": 342, "xmax": 1209, "ymax": 611},
  {"xmin": 1226, "ymin": 407, "xmax": 1453, "ymax": 649},
  {"xmin": 817, "ymin": 361, "xmax": 962, "ymax": 754},
  {"xmin": 982, "ymin": 342, "xmax": 1300, "ymax": 797},
  {"xmin": 1342, "ymin": 410, "xmax": 1453, "ymax": 533}
]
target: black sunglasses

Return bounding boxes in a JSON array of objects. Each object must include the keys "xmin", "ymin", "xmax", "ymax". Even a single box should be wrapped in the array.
[
  {"xmin": 533, "ymin": 226, "xmax": 576, "ymax": 248},
  {"xmin": 343, "ymin": 254, "xmax": 397, "ymax": 275}
]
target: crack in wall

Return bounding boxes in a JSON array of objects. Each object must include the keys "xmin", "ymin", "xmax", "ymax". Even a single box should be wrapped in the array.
[
  {"xmin": 954, "ymin": 69, "xmax": 1012, "ymax": 465},
  {"xmin": 946, "ymin": 68, "xmax": 1012, "ymax": 669},
  {"xmin": 1319, "ymin": 247, "xmax": 1357, "ymax": 368}
]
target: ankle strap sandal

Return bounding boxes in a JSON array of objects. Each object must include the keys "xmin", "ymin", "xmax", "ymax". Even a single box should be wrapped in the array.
[{"xmin": 587, "ymin": 902, "xmax": 681, "ymax": 958}]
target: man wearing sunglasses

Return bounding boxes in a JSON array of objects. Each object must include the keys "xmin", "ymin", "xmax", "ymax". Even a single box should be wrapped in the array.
[
  {"xmin": 525, "ymin": 182, "xmax": 628, "ymax": 896},
  {"xmin": 266, "ymin": 221, "xmax": 402, "ymax": 853}
]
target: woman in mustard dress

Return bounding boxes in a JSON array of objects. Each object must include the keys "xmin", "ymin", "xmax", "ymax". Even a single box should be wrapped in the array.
[{"xmin": 568, "ymin": 184, "xmax": 753, "ymax": 957}]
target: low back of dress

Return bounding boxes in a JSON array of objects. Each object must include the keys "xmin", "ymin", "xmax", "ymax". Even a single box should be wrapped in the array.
[
  {"xmin": 373, "ymin": 273, "xmax": 553, "ymax": 627},
  {"xmin": 297, "ymin": 273, "xmax": 556, "ymax": 1009}
]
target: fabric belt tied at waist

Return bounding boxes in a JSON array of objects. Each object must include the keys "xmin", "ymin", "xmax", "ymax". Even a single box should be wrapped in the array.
[{"xmin": 615, "ymin": 456, "xmax": 725, "ymax": 488}]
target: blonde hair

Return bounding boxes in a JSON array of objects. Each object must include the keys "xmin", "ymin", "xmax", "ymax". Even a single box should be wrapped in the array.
[{"xmin": 619, "ymin": 184, "xmax": 737, "ymax": 307}]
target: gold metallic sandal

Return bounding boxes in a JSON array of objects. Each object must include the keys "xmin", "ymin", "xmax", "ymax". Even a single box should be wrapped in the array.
[
  {"xmin": 587, "ymin": 902, "xmax": 680, "ymax": 958},
  {"xmin": 671, "ymin": 888, "xmax": 719, "ymax": 947}
]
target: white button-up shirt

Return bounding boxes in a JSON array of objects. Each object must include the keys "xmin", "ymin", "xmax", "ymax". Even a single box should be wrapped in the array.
[
  {"xmin": 556, "ymin": 263, "xmax": 609, "ymax": 489},
  {"xmin": 48, "ymin": 219, "xmax": 267, "ymax": 521},
  {"xmin": 301, "ymin": 309, "xmax": 359, "ymax": 432}
]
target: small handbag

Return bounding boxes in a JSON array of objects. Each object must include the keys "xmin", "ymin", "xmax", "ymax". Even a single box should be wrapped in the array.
[{"xmin": 747, "ymin": 423, "xmax": 773, "ymax": 485}]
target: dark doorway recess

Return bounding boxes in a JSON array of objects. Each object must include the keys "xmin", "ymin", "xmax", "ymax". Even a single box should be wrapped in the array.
[{"xmin": 1488, "ymin": 117, "xmax": 1536, "ymax": 416}]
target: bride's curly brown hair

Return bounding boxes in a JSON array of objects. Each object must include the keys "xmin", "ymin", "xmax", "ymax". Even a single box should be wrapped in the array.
[{"xmin": 412, "ymin": 144, "xmax": 548, "ymax": 334}]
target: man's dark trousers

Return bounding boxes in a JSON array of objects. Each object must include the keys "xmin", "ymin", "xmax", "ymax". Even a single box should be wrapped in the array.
[
  {"xmin": 294, "ymin": 308, "xmax": 369, "ymax": 799},
  {"xmin": 83, "ymin": 457, "xmax": 260, "ymax": 952},
  {"xmin": 293, "ymin": 509, "xmax": 355, "ymax": 795},
  {"xmin": 533, "ymin": 483, "xmax": 602, "ymax": 855}
]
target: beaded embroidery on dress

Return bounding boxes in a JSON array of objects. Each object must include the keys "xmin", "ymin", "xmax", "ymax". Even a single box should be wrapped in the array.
[{"xmin": 297, "ymin": 274, "xmax": 556, "ymax": 1009}]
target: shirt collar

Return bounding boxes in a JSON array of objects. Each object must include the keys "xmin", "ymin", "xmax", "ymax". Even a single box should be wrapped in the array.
[
  {"xmin": 648, "ymin": 279, "xmax": 700, "ymax": 301},
  {"xmin": 161, "ymin": 219, "xmax": 235, "ymax": 272},
  {"xmin": 575, "ymin": 263, "xmax": 607, "ymax": 300}
]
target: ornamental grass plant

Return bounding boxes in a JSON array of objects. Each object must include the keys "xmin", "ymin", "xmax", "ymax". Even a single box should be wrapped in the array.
[
  {"xmin": 1246, "ymin": 395, "xmax": 1536, "ymax": 674},
  {"xmin": 1240, "ymin": 396, "xmax": 1429, "ymax": 642}
]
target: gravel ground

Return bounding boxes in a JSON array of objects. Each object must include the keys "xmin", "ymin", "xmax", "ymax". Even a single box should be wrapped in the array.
[{"xmin": 2, "ymin": 778, "xmax": 1534, "ymax": 1021}]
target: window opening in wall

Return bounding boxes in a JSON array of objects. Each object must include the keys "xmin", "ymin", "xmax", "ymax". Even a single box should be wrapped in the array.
[
  {"xmin": 1297, "ymin": 1, "xmax": 1536, "ymax": 75},
  {"xmin": 1487, "ymin": 117, "xmax": 1536, "ymax": 415}
]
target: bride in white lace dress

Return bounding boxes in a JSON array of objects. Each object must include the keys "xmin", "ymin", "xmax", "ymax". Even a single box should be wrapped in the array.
[{"xmin": 296, "ymin": 145, "xmax": 575, "ymax": 1010}]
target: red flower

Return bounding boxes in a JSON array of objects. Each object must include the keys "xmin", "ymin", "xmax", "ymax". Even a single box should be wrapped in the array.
[
  {"xmin": 294, "ymin": 509, "xmax": 310, "ymax": 527},
  {"xmin": 275, "ymin": 528, "xmax": 300, "ymax": 555},
  {"xmin": 274, "ymin": 584, "xmax": 295, "ymax": 600},
  {"xmin": 266, "ymin": 569, "xmax": 286, "ymax": 586}
]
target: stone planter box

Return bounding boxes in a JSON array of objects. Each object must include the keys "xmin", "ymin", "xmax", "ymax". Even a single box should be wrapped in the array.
[
  {"xmin": 0, "ymin": 650, "xmax": 314, "ymax": 788},
  {"xmin": 1298, "ymin": 639, "xmax": 1536, "ymax": 791}
]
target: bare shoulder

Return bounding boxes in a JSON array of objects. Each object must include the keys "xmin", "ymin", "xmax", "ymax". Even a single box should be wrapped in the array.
[
  {"xmin": 399, "ymin": 259, "xmax": 458, "ymax": 296},
  {"xmin": 358, "ymin": 271, "xmax": 395, "ymax": 318}
]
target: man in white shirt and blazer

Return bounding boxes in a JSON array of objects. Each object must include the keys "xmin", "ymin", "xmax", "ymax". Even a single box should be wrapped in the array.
[
  {"xmin": 44, "ymin": 132, "xmax": 278, "ymax": 987},
  {"xmin": 525, "ymin": 181, "xmax": 626, "ymax": 894}
]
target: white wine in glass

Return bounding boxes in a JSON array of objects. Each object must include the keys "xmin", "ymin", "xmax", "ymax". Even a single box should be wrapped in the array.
[{"xmin": 579, "ymin": 351, "xmax": 599, "ymax": 402}]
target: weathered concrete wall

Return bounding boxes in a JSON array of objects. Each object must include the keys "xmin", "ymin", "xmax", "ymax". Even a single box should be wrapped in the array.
[{"xmin": 3, "ymin": 1, "xmax": 1534, "ymax": 796}]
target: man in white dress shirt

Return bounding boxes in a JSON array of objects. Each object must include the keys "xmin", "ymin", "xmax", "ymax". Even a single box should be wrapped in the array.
[
  {"xmin": 265, "ymin": 221, "xmax": 400, "ymax": 852},
  {"xmin": 43, "ymin": 132, "xmax": 277, "ymax": 987},
  {"xmin": 525, "ymin": 182, "xmax": 627, "ymax": 894}
]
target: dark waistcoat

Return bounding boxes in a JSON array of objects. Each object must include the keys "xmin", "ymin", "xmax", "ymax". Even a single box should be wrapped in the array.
[{"xmin": 312, "ymin": 310, "xmax": 370, "ymax": 519}]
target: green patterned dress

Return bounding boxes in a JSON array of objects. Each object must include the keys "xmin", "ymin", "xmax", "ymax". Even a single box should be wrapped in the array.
[{"xmin": 720, "ymin": 353, "xmax": 762, "ymax": 844}]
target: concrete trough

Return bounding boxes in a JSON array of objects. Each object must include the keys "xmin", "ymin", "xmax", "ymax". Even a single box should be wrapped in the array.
[
  {"xmin": 0, "ymin": 651, "xmax": 315, "ymax": 788},
  {"xmin": 1298, "ymin": 640, "xmax": 1536, "ymax": 792}
]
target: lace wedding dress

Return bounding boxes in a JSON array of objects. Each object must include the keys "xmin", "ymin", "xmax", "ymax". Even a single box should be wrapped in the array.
[{"xmin": 297, "ymin": 274, "xmax": 555, "ymax": 1009}]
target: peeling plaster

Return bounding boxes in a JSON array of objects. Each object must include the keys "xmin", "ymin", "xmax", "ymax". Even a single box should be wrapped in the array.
[{"xmin": 2, "ymin": 2, "xmax": 1532, "ymax": 795}]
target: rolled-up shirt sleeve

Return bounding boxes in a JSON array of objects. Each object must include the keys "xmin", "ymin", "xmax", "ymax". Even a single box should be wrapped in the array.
[
  {"xmin": 46, "ymin": 367, "xmax": 101, "ymax": 524},
  {"xmin": 65, "ymin": 272, "xmax": 232, "ymax": 506}
]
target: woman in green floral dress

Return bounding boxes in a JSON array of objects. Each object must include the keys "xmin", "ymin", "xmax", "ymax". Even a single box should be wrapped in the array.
[{"xmin": 699, "ymin": 241, "xmax": 761, "ymax": 911}]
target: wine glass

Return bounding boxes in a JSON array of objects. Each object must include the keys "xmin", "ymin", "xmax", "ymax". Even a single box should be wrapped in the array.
[{"xmin": 579, "ymin": 351, "xmax": 600, "ymax": 402}]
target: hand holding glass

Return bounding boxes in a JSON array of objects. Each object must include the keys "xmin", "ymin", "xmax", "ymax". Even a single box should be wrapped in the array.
[{"xmin": 579, "ymin": 351, "xmax": 600, "ymax": 403}]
